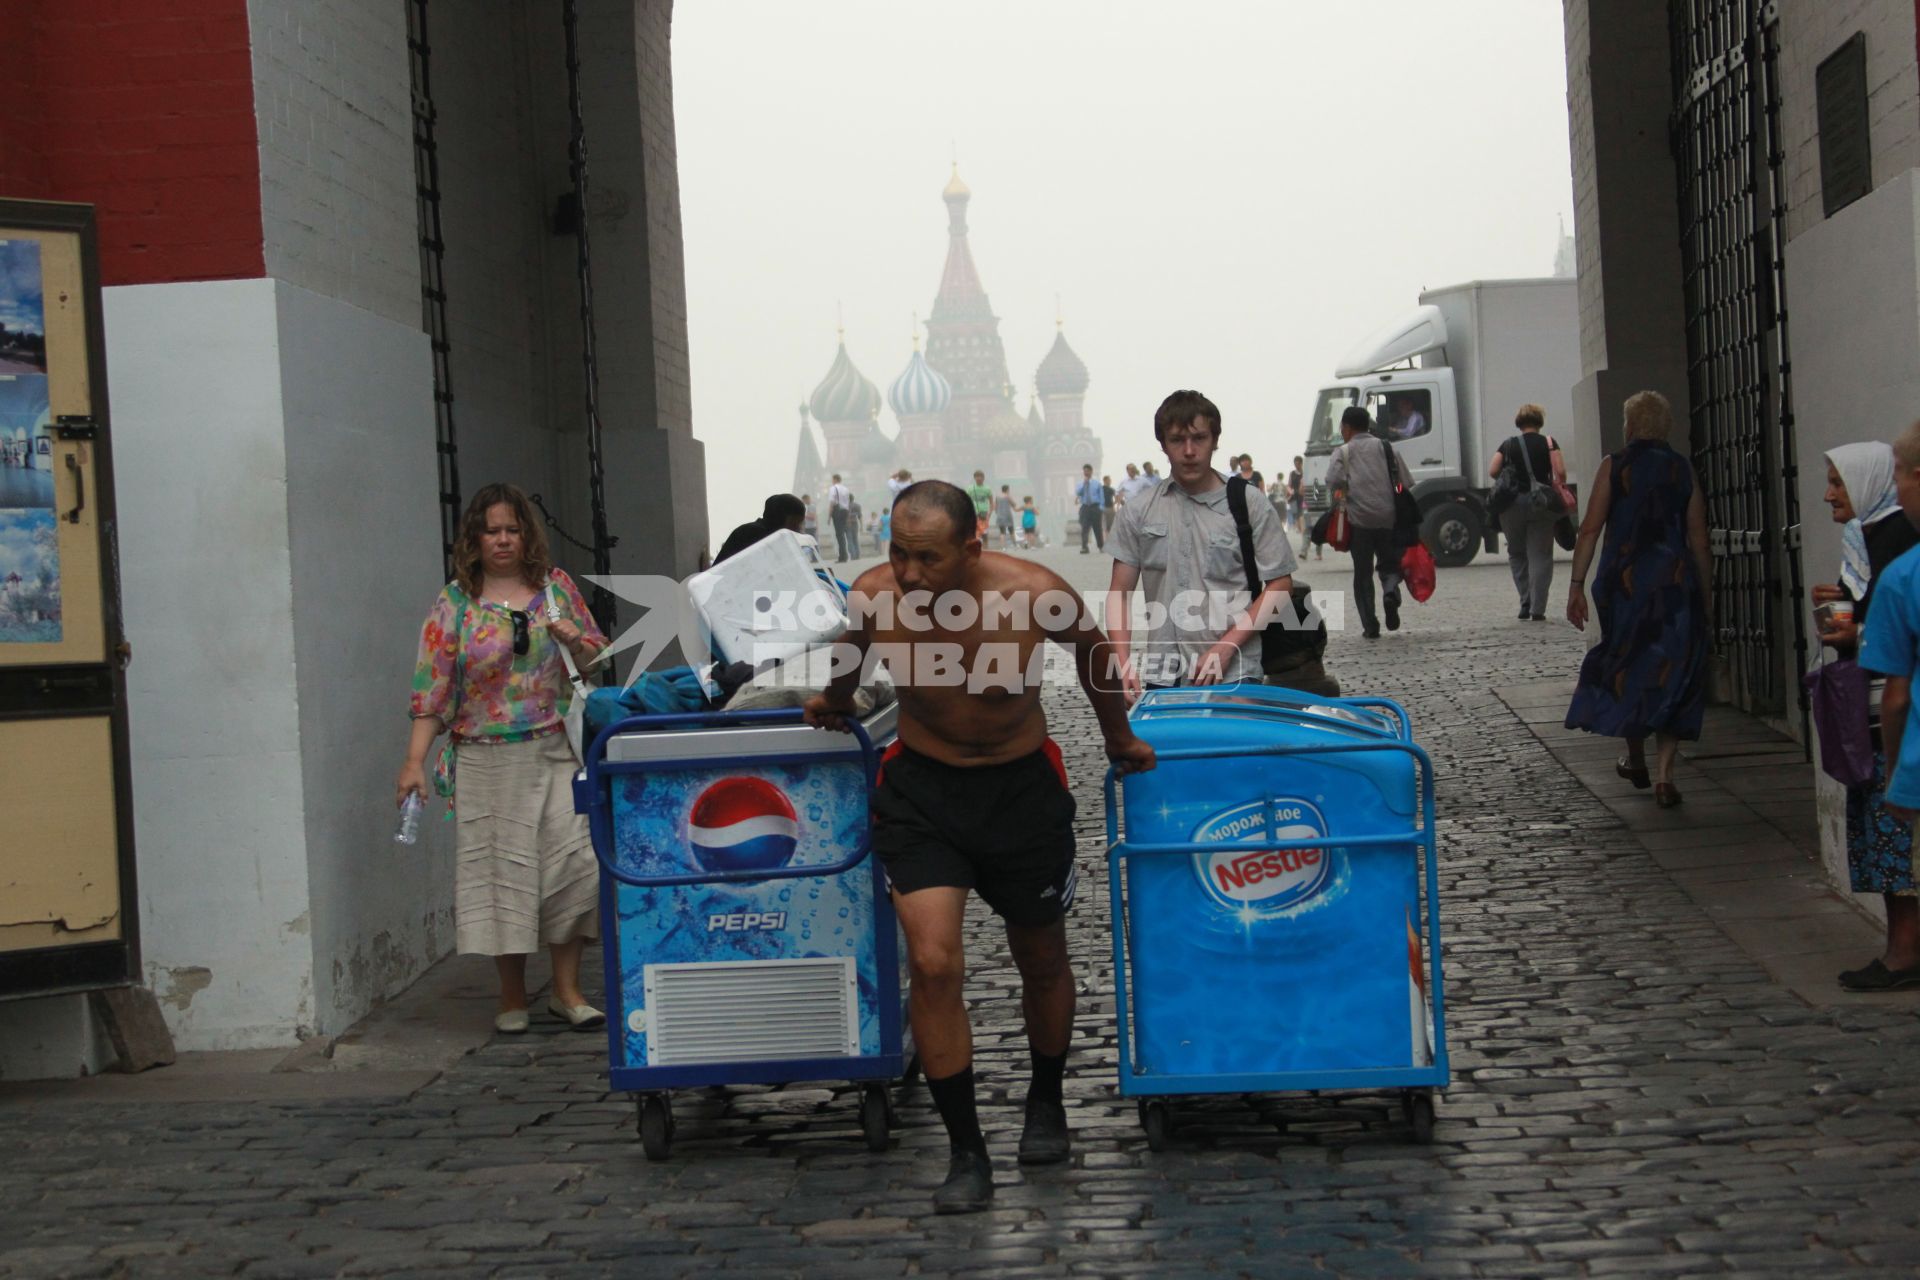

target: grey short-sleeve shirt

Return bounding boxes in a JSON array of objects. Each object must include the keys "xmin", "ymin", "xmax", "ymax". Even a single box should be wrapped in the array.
[{"xmin": 1110, "ymin": 474, "xmax": 1298, "ymax": 685}]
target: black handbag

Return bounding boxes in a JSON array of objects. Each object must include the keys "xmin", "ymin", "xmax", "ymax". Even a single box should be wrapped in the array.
[
  {"xmin": 1226, "ymin": 477, "xmax": 1324, "ymax": 675},
  {"xmin": 1379, "ymin": 437, "xmax": 1421, "ymax": 549}
]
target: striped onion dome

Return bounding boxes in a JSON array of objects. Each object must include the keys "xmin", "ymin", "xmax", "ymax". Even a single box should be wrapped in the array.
[
  {"xmin": 1035, "ymin": 328, "xmax": 1089, "ymax": 396},
  {"xmin": 888, "ymin": 347, "xmax": 952, "ymax": 418},
  {"xmin": 808, "ymin": 340, "xmax": 881, "ymax": 423}
]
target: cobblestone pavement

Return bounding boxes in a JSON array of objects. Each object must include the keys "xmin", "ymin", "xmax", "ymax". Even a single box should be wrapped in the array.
[{"xmin": 6, "ymin": 550, "xmax": 1920, "ymax": 1278}]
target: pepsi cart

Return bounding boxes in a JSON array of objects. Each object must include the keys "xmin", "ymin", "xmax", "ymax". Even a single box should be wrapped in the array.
[
  {"xmin": 575, "ymin": 704, "xmax": 907, "ymax": 1159},
  {"xmin": 1105, "ymin": 684, "xmax": 1447, "ymax": 1149}
]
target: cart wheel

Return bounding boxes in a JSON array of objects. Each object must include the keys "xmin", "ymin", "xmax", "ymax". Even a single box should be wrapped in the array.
[
  {"xmin": 860, "ymin": 1083, "xmax": 890, "ymax": 1153},
  {"xmin": 638, "ymin": 1094, "xmax": 674, "ymax": 1161},
  {"xmin": 1141, "ymin": 1100, "xmax": 1171, "ymax": 1153},
  {"xmin": 1404, "ymin": 1091, "xmax": 1436, "ymax": 1145}
]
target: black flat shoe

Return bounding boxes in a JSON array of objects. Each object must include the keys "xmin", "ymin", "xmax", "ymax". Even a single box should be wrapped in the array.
[
  {"xmin": 1616, "ymin": 757, "xmax": 1651, "ymax": 789},
  {"xmin": 1384, "ymin": 594, "xmax": 1401, "ymax": 631},
  {"xmin": 932, "ymin": 1148, "xmax": 995, "ymax": 1214},
  {"xmin": 1518, "ymin": 606, "xmax": 1531, "ymax": 619},
  {"xmin": 1529, "ymin": 613, "xmax": 1547, "ymax": 622},
  {"xmin": 1839, "ymin": 958, "xmax": 1920, "ymax": 991},
  {"xmin": 1017, "ymin": 1098, "xmax": 1071, "ymax": 1165}
]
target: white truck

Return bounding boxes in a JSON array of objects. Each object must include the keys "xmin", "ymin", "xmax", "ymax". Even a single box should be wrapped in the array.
[{"xmin": 1301, "ymin": 278, "xmax": 1583, "ymax": 567}]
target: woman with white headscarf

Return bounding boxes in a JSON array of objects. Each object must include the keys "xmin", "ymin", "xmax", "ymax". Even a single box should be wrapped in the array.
[{"xmin": 1813, "ymin": 441, "xmax": 1919, "ymax": 991}]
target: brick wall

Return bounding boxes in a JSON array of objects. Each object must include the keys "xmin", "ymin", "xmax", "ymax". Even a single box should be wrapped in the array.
[
  {"xmin": 246, "ymin": 0, "xmax": 419, "ymax": 326},
  {"xmin": 0, "ymin": 0, "xmax": 264, "ymax": 287},
  {"xmin": 1778, "ymin": 0, "xmax": 1920, "ymax": 244}
]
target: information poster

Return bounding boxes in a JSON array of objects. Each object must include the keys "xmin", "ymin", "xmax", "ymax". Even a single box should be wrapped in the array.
[{"xmin": 0, "ymin": 238, "xmax": 59, "ymax": 643}]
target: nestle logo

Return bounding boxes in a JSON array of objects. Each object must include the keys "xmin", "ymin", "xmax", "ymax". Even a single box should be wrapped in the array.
[{"xmin": 1191, "ymin": 800, "xmax": 1332, "ymax": 911}]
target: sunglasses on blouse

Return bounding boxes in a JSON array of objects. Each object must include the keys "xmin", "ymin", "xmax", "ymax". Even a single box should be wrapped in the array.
[{"xmin": 510, "ymin": 610, "xmax": 530, "ymax": 656}]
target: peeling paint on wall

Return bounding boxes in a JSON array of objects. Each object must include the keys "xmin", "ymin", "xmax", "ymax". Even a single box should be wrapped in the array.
[
  {"xmin": 157, "ymin": 965, "xmax": 212, "ymax": 1011},
  {"xmin": 284, "ymin": 910, "xmax": 310, "ymax": 936}
]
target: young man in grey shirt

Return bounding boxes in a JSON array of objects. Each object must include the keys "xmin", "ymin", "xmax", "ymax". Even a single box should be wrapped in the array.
[
  {"xmin": 1107, "ymin": 390, "xmax": 1297, "ymax": 696},
  {"xmin": 1324, "ymin": 405, "xmax": 1416, "ymax": 639}
]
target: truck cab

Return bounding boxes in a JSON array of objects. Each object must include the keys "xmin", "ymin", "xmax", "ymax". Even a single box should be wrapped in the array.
[{"xmin": 1302, "ymin": 306, "xmax": 1480, "ymax": 564}]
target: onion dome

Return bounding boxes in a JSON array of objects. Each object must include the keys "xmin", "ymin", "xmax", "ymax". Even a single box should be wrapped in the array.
[
  {"xmin": 1035, "ymin": 327, "xmax": 1089, "ymax": 397},
  {"xmin": 808, "ymin": 338, "xmax": 881, "ymax": 423},
  {"xmin": 888, "ymin": 346, "xmax": 952, "ymax": 418},
  {"xmin": 943, "ymin": 163, "xmax": 970, "ymax": 202}
]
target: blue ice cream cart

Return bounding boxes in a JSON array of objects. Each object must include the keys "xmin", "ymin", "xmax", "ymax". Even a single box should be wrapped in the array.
[
  {"xmin": 1105, "ymin": 685, "xmax": 1447, "ymax": 1148},
  {"xmin": 575, "ymin": 704, "xmax": 908, "ymax": 1159}
]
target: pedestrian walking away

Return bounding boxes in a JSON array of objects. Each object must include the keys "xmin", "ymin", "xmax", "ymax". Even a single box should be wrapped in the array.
[
  {"xmin": 994, "ymin": 484, "xmax": 1017, "ymax": 549},
  {"xmin": 396, "ymin": 483, "xmax": 609, "ymax": 1036},
  {"xmin": 827, "ymin": 474, "xmax": 856, "ymax": 563},
  {"xmin": 967, "ymin": 470, "xmax": 994, "ymax": 542},
  {"xmin": 1108, "ymin": 389, "xmax": 1296, "ymax": 695},
  {"xmin": 1326, "ymin": 406, "xmax": 1414, "ymax": 639},
  {"xmin": 1564, "ymin": 391, "xmax": 1710, "ymax": 808},
  {"xmin": 1075, "ymin": 463, "xmax": 1105, "ymax": 552},
  {"xmin": 1844, "ymin": 429, "xmax": 1920, "ymax": 990},
  {"xmin": 1101, "ymin": 473, "xmax": 1117, "ymax": 537},
  {"xmin": 848, "ymin": 494, "xmax": 864, "ymax": 558},
  {"xmin": 804, "ymin": 480, "xmax": 1154, "ymax": 1214},
  {"xmin": 1488, "ymin": 404, "xmax": 1567, "ymax": 620}
]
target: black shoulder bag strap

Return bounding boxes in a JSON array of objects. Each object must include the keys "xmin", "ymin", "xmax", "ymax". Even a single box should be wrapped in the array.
[
  {"xmin": 1225, "ymin": 476, "xmax": 1276, "ymax": 674},
  {"xmin": 1225, "ymin": 476, "xmax": 1261, "ymax": 598}
]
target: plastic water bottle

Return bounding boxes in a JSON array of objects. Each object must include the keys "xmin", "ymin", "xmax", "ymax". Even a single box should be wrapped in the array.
[{"xmin": 394, "ymin": 792, "xmax": 423, "ymax": 846}]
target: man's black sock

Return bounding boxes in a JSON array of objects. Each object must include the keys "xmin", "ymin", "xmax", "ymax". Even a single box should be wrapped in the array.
[
  {"xmin": 926, "ymin": 1066, "xmax": 988, "ymax": 1155},
  {"xmin": 1029, "ymin": 1048, "xmax": 1067, "ymax": 1106}
]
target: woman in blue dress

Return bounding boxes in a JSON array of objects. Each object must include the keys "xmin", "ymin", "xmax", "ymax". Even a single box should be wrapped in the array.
[{"xmin": 1564, "ymin": 391, "xmax": 1712, "ymax": 808}]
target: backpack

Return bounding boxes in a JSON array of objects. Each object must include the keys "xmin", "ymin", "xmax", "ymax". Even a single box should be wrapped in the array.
[{"xmin": 1226, "ymin": 477, "xmax": 1327, "ymax": 675}]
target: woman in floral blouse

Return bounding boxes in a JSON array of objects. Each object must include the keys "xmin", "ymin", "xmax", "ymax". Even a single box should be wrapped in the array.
[{"xmin": 396, "ymin": 483, "xmax": 609, "ymax": 1034}]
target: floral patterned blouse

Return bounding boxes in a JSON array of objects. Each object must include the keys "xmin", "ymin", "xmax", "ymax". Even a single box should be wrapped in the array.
[{"xmin": 410, "ymin": 568, "xmax": 608, "ymax": 744}]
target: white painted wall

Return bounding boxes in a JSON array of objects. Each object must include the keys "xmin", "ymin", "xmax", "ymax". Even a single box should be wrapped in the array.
[
  {"xmin": 1784, "ymin": 168, "xmax": 1920, "ymax": 916},
  {"xmin": 275, "ymin": 281, "xmax": 448, "ymax": 1031},
  {"xmin": 105, "ymin": 279, "xmax": 318, "ymax": 1049}
]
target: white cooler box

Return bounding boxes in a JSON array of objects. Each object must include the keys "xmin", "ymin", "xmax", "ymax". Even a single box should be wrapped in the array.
[{"xmin": 687, "ymin": 530, "xmax": 849, "ymax": 667}]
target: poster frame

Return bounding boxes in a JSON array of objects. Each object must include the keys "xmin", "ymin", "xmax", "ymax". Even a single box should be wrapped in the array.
[{"xmin": 0, "ymin": 199, "xmax": 140, "ymax": 1001}]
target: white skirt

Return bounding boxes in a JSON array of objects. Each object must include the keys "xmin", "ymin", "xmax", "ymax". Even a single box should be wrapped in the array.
[{"xmin": 453, "ymin": 733, "xmax": 599, "ymax": 955}]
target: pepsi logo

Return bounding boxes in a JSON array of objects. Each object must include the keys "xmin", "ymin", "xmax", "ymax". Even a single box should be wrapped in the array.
[
  {"xmin": 1190, "ymin": 799, "xmax": 1331, "ymax": 911},
  {"xmin": 689, "ymin": 777, "xmax": 800, "ymax": 873}
]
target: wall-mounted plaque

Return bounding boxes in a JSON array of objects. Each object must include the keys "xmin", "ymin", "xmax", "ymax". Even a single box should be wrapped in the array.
[{"xmin": 1817, "ymin": 32, "xmax": 1871, "ymax": 218}]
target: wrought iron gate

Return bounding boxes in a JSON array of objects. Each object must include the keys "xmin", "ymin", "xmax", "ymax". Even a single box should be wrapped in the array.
[{"xmin": 1669, "ymin": 0, "xmax": 1805, "ymax": 724}]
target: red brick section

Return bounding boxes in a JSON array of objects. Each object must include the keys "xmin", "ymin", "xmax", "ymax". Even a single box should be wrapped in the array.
[{"xmin": 0, "ymin": 0, "xmax": 263, "ymax": 286}]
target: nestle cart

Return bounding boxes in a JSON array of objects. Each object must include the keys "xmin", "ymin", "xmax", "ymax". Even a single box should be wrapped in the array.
[
  {"xmin": 575, "ymin": 705, "xmax": 907, "ymax": 1159},
  {"xmin": 1105, "ymin": 685, "xmax": 1447, "ymax": 1149}
]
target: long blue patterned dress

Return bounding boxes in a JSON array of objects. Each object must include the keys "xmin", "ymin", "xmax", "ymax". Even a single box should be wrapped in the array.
[{"xmin": 1565, "ymin": 439, "xmax": 1709, "ymax": 740}]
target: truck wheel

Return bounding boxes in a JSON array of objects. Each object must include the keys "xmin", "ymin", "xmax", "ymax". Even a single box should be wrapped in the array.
[{"xmin": 1421, "ymin": 503, "xmax": 1481, "ymax": 568}]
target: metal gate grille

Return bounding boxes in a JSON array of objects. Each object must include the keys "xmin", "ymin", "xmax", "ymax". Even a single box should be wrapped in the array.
[
  {"xmin": 1669, "ymin": 0, "xmax": 1806, "ymax": 722},
  {"xmin": 406, "ymin": 0, "xmax": 460, "ymax": 576}
]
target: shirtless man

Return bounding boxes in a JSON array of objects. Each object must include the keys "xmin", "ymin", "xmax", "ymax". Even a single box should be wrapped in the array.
[{"xmin": 805, "ymin": 480, "xmax": 1154, "ymax": 1213}]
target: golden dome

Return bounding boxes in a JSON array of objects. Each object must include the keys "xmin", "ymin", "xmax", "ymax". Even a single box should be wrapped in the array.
[{"xmin": 943, "ymin": 163, "xmax": 971, "ymax": 201}]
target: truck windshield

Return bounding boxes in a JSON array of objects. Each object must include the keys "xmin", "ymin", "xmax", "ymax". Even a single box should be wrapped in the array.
[{"xmin": 1306, "ymin": 387, "xmax": 1356, "ymax": 453}]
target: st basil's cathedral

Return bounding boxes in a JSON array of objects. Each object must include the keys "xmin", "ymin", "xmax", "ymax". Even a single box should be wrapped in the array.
[{"xmin": 792, "ymin": 167, "xmax": 1102, "ymax": 520}]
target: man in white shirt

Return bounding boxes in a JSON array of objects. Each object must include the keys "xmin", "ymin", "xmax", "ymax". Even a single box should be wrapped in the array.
[
  {"xmin": 827, "ymin": 474, "xmax": 854, "ymax": 563},
  {"xmin": 1116, "ymin": 463, "xmax": 1154, "ymax": 509},
  {"xmin": 1107, "ymin": 391, "xmax": 1297, "ymax": 694}
]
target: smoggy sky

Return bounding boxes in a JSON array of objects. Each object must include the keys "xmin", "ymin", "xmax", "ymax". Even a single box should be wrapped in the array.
[{"xmin": 674, "ymin": 0, "xmax": 1574, "ymax": 542}]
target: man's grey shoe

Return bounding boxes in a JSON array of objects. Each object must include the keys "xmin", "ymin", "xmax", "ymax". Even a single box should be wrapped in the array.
[
  {"xmin": 1017, "ymin": 1098, "xmax": 1071, "ymax": 1165},
  {"xmin": 932, "ymin": 1148, "xmax": 995, "ymax": 1214}
]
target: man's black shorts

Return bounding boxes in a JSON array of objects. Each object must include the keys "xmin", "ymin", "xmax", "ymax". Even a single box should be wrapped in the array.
[{"xmin": 870, "ymin": 740, "xmax": 1078, "ymax": 927}]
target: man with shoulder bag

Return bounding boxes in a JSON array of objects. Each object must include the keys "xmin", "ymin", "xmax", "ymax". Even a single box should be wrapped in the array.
[{"xmin": 1325, "ymin": 406, "xmax": 1418, "ymax": 640}]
